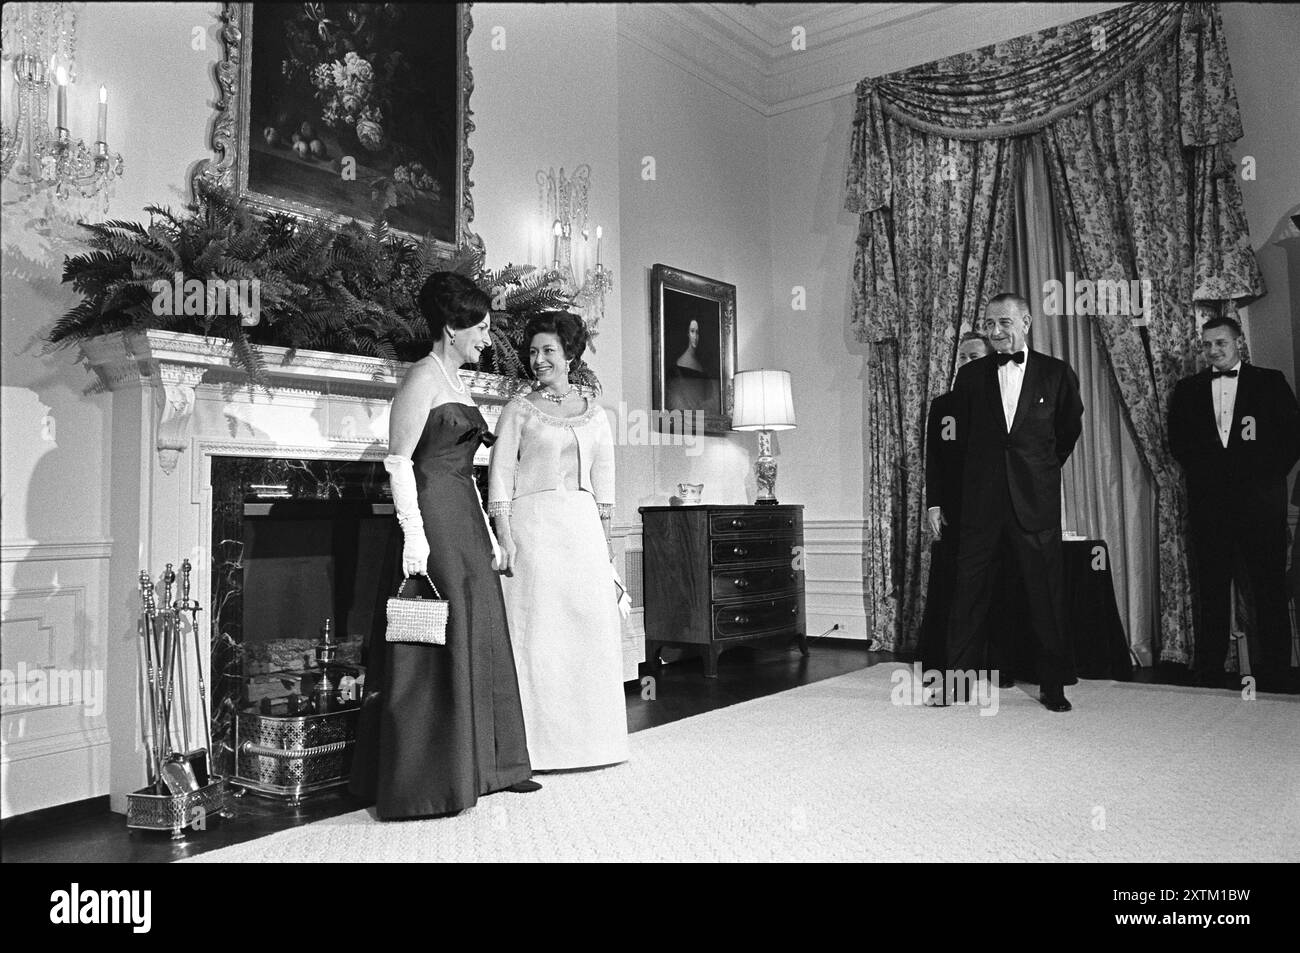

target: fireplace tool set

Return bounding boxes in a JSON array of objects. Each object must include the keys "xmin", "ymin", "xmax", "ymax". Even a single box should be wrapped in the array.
[{"xmin": 127, "ymin": 559, "xmax": 229, "ymax": 837}]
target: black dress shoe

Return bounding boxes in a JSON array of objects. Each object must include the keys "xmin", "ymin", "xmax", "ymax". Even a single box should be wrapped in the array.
[
  {"xmin": 1039, "ymin": 691, "xmax": 1071, "ymax": 712},
  {"xmin": 505, "ymin": 779, "xmax": 543, "ymax": 793}
]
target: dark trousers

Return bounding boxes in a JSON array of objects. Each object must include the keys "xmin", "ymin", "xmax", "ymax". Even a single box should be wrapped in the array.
[
  {"xmin": 920, "ymin": 535, "xmax": 1013, "ymax": 675},
  {"xmin": 1190, "ymin": 504, "xmax": 1292, "ymax": 679},
  {"xmin": 946, "ymin": 483, "xmax": 1072, "ymax": 693}
]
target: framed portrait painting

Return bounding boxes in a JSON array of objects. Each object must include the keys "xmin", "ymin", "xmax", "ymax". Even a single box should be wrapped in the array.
[
  {"xmin": 194, "ymin": 2, "xmax": 478, "ymax": 252},
  {"xmin": 650, "ymin": 264, "xmax": 737, "ymax": 436}
]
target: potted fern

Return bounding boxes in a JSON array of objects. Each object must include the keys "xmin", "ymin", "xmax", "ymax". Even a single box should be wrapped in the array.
[{"xmin": 47, "ymin": 179, "xmax": 600, "ymax": 391}]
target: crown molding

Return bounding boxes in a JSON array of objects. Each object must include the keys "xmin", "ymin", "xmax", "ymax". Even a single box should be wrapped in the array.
[
  {"xmin": 618, "ymin": 2, "xmax": 1130, "ymax": 117},
  {"xmin": 615, "ymin": 4, "xmax": 769, "ymax": 115}
]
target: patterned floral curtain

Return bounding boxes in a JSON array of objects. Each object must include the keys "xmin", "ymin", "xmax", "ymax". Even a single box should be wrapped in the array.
[
  {"xmin": 850, "ymin": 128, "xmax": 1013, "ymax": 650},
  {"xmin": 845, "ymin": 2, "xmax": 1262, "ymax": 659}
]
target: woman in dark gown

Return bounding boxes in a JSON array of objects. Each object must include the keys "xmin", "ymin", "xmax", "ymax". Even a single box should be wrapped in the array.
[{"xmin": 350, "ymin": 273, "xmax": 537, "ymax": 819}]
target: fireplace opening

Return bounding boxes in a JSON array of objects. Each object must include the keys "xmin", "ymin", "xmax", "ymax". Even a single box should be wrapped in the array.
[
  {"xmin": 242, "ymin": 499, "xmax": 393, "ymax": 657},
  {"xmin": 208, "ymin": 456, "xmax": 488, "ymax": 786}
]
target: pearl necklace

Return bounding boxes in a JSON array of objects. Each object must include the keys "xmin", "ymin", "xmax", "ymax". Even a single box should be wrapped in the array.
[
  {"xmin": 429, "ymin": 350, "xmax": 466, "ymax": 394},
  {"xmin": 539, "ymin": 385, "xmax": 576, "ymax": 404}
]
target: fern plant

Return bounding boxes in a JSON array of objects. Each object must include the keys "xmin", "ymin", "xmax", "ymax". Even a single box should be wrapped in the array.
[{"xmin": 47, "ymin": 180, "xmax": 600, "ymax": 390}]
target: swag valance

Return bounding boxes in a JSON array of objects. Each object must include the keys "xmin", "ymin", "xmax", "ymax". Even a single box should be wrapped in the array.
[
  {"xmin": 842, "ymin": 2, "xmax": 1263, "ymax": 664},
  {"xmin": 847, "ymin": 3, "xmax": 1242, "ymax": 216}
]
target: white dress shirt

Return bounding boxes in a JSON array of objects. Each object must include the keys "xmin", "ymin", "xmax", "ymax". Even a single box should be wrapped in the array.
[
  {"xmin": 1211, "ymin": 359, "xmax": 1240, "ymax": 448},
  {"xmin": 998, "ymin": 347, "xmax": 1028, "ymax": 431}
]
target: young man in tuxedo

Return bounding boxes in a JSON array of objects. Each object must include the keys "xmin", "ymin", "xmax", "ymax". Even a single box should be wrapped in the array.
[
  {"xmin": 941, "ymin": 294, "xmax": 1084, "ymax": 711},
  {"xmin": 1168, "ymin": 316, "xmax": 1300, "ymax": 692}
]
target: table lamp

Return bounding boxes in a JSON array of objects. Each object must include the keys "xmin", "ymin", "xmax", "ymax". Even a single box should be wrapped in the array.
[{"xmin": 731, "ymin": 369, "xmax": 796, "ymax": 505}]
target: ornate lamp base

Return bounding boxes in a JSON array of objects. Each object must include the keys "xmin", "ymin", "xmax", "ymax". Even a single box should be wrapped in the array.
[{"xmin": 754, "ymin": 429, "xmax": 779, "ymax": 505}]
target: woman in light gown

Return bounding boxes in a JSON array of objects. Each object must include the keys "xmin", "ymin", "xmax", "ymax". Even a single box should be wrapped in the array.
[{"xmin": 488, "ymin": 312, "xmax": 630, "ymax": 770}]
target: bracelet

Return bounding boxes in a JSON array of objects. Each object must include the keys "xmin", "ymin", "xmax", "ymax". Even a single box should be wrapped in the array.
[
  {"xmin": 487, "ymin": 501, "xmax": 512, "ymax": 518},
  {"xmin": 597, "ymin": 503, "xmax": 613, "ymax": 520}
]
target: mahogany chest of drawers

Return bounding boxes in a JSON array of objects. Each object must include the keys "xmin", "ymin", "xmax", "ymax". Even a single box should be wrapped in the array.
[{"xmin": 639, "ymin": 504, "xmax": 807, "ymax": 677}]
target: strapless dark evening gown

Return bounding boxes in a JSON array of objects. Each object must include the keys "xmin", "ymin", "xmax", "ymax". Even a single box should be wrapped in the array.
[{"xmin": 350, "ymin": 402, "xmax": 532, "ymax": 818}]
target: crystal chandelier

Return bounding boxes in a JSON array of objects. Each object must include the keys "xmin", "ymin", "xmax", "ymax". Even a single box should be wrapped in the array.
[
  {"xmin": 1, "ymin": 2, "xmax": 123, "ymax": 204},
  {"xmin": 536, "ymin": 164, "xmax": 614, "ymax": 348}
]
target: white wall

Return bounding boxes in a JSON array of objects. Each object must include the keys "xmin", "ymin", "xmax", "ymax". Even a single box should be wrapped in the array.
[
  {"xmin": 613, "ymin": 26, "xmax": 770, "ymax": 515},
  {"xmin": 1, "ymin": 2, "xmax": 221, "ymax": 816},
  {"xmin": 1221, "ymin": 3, "xmax": 1300, "ymax": 396},
  {"xmin": 469, "ymin": 3, "xmax": 623, "ymax": 401}
]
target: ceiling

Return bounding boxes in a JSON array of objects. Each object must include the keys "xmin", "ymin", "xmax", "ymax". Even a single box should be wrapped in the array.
[{"xmin": 616, "ymin": 2, "xmax": 1128, "ymax": 115}]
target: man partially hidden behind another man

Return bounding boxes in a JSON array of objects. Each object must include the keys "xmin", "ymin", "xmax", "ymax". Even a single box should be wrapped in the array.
[
  {"xmin": 921, "ymin": 332, "xmax": 1016, "ymax": 686},
  {"xmin": 1169, "ymin": 316, "xmax": 1300, "ymax": 693},
  {"xmin": 938, "ymin": 293, "xmax": 1084, "ymax": 711}
]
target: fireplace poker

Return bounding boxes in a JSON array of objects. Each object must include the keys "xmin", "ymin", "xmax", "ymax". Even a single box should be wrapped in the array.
[
  {"xmin": 170, "ymin": 567, "xmax": 193, "ymax": 750},
  {"xmin": 180, "ymin": 558, "xmax": 212, "ymax": 785},
  {"xmin": 160, "ymin": 564, "xmax": 177, "ymax": 757}
]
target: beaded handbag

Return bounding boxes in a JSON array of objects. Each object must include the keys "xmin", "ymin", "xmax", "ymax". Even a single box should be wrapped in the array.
[{"xmin": 385, "ymin": 573, "xmax": 448, "ymax": 645}]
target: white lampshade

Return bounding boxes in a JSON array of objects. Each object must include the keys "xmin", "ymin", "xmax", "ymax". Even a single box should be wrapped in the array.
[{"xmin": 731, "ymin": 369, "xmax": 796, "ymax": 431}]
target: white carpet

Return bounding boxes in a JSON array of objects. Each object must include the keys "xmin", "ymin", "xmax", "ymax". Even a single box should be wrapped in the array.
[{"xmin": 187, "ymin": 666, "xmax": 1300, "ymax": 862}]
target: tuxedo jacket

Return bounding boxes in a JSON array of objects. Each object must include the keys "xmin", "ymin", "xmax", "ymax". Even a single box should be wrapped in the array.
[
  {"xmin": 925, "ymin": 391, "xmax": 965, "ymax": 522},
  {"xmin": 1168, "ymin": 363, "xmax": 1300, "ymax": 514},
  {"xmin": 949, "ymin": 350, "xmax": 1084, "ymax": 532}
]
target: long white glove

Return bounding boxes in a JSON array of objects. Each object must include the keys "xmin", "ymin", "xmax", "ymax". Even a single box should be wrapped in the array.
[{"xmin": 385, "ymin": 454, "xmax": 430, "ymax": 576}]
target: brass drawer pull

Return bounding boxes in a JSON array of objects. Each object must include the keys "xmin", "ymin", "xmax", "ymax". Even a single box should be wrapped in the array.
[
  {"xmin": 733, "ymin": 614, "xmax": 749, "ymax": 625},
  {"xmin": 730, "ymin": 518, "xmax": 745, "ymax": 529},
  {"xmin": 732, "ymin": 546, "xmax": 747, "ymax": 557},
  {"xmin": 733, "ymin": 578, "xmax": 750, "ymax": 590}
]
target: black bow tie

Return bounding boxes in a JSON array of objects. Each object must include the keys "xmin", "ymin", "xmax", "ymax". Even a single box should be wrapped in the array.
[
  {"xmin": 994, "ymin": 351, "xmax": 1025, "ymax": 366},
  {"xmin": 1211, "ymin": 369, "xmax": 1238, "ymax": 379}
]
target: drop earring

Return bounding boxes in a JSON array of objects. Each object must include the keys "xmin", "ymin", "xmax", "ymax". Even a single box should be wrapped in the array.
[{"xmin": 449, "ymin": 330, "xmax": 456, "ymax": 346}]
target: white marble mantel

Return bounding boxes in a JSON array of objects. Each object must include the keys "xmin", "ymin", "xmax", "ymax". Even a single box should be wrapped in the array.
[
  {"xmin": 78, "ymin": 330, "xmax": 531, "ymax": 811},
  {"xmin": 80, "ymin": 329, "xmax": 531, "ymax": 476}
]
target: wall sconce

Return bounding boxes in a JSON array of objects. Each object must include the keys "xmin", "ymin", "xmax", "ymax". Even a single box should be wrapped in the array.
[
  {"xmin": 535, "ymin": 164, "xmax": 613, "ymax": 350},
  {"xmin": 1, "ymin": 2, "xmax": 124, "ymax": 205}
]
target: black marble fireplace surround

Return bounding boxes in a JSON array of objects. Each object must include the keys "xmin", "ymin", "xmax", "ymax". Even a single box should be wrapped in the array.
[{"xmin": 208, "ymin": 455, "xmax": 488, "ymax": 774}]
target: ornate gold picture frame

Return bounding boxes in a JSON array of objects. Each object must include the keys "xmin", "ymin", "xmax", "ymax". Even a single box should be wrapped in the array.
[
  {"xmin": 192, "ymin": 2, "xmax": 479, "ymax": 254},
  {"xmin": 650, "ymin": 264, "xmax": 737, "ymax": 436}
]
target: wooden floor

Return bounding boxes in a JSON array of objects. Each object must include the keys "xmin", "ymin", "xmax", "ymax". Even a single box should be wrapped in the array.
[{"xmin": 1, "ymin": 638, "xmax": 1290, "ymax": 864}]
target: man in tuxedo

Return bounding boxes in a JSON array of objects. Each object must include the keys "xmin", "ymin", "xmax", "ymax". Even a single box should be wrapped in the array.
[
  {"xmin": 942, "ymin": 293, "xmax": 1084, "ymax": 711},
  {"xmin": 921, "ymin": 333, "xmax": 1010, "ymax": 682},
  {"xmin": 1168, "ymin": 316, "xmax": 1300, "ymax": 692}
]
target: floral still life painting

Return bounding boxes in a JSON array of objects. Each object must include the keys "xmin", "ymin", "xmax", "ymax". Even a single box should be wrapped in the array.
[{"xmin": 244, "ymin": 3, "xmax": 462, "ymax": 243}]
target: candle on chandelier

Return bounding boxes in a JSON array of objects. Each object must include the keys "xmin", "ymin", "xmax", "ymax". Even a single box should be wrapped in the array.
[
  {"xmin": 97, "ymin": 85, "xmax": 108, "ymax": 142},
  {"xmin": 552, "ymin": 220, "xmax": 562, "ymax": 269},
  {"xmin": 55, "ymin": 65, "xmax": 69, "ymax": 130},
  {"xmin": 596, "ymin": 226, "xmax": 603, "ymax": 267}
]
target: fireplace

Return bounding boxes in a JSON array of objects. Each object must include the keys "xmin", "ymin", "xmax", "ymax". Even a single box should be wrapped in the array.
[
  {"xmin": 209, "ymin": 455, "xmax": 490, "ymax": 776},
  {"xmin": 81, "ymin": 330, "xmax": 523, "ymax": 811}
]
